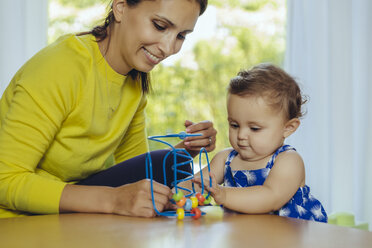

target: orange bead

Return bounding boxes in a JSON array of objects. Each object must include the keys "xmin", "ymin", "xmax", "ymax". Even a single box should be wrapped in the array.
[{"xmin": 176, "ymin": 197, "xmax": 186, "ymax": 207}]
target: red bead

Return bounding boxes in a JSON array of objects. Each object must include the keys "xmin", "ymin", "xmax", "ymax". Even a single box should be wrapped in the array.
[
  {"xmin": 191, "ymin": 208, "xmax": 202, "ymax": 220},
  {"xmin": 195, "ymin": 193, "xmax": 205, "ymax": 204}
]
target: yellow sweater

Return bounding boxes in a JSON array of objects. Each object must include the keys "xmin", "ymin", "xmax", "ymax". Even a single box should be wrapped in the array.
[{"xmin": 0, "ymin": 34, "xmax": 149, "ymax": 218}]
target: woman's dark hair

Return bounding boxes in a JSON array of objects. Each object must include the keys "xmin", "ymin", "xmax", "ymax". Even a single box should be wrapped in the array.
[
  {"xmin": 83, "ymin": 0, "xmax": 208, "ymax": 94},
  {"xmin": 228, "ymin": 63, "xmax": 308, "ymax": 120}
]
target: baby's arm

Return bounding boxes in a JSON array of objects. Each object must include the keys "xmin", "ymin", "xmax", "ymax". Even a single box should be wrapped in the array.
[{"xmin": 196, "ymin": 150, "xmax": 305, "ymax": 214}]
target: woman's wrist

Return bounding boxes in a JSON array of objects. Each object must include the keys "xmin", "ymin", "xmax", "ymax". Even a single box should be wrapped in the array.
[
  {"xmin": 102, "ymin": 186, "xmax": 117, "ymax": 214},
  {"xmin": 60, "ymin": 184, "xmax": 117, "ymax": 214}
]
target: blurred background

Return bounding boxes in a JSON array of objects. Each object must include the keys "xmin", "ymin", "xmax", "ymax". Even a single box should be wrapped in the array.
[
  {"xmin": 1, "ymin": 0, "xmax": 371, "ymax": 229},
  {"xmin": 46, "ymin": 0, "xmax": 287, "ymax": 155}
]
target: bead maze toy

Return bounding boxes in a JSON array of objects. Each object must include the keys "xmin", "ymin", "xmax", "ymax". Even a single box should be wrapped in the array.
[{"xmin": 145, "ymin": 131, "xmax": 213, "ymax": 220}]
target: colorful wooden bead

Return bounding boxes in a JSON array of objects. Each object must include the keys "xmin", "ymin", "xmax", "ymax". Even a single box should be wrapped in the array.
[
  {"xmin": 177, "ymin": 208, "xmax": 185, "ymax": 220},
  {"xmin": 195, "ymin": 193, "xmax": 205, "ymax": 205},
  {"xmin": 203, "ymin": 193, "xmax": 212, "ymax": 205},
  {"xmin": 184, "ymin": 199, "xmax": 192, "ymax": 211},
  {"xmin": 190, "ymin": 196, "xmax": 198, "ymax": 208},
  {"xmin": 176, "ymin": 196, "xmax": 186, "ymax": 207},
  {"xmin": 172, "ymin": 191, "xmax": 184, "ymax": 202},
  {"xmin": 191, "ymin": 207, "xmax": 202, "ymax": 220}
]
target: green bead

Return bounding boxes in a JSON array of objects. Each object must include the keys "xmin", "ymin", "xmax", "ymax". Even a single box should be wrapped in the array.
[
  {"xmin": 203, "ymin": 193, "xmax": 212, "ymax": 205},
  {"xmin": 172, "ymin": 191, "xmax": 184, "ymax": 202}
]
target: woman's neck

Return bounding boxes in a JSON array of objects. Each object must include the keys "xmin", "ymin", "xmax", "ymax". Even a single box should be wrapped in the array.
[{"xmin": 97, "ymin": 27, "xmax": 130, "ymax": 76}]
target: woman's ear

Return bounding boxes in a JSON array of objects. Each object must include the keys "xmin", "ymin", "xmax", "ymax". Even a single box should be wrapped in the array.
[
  {"xmin": 283, "ymin": 118, "xmax": 300, "ymax": 138},
  {"xmin": 112, "ymin": 0, "xmax": 126, "ymax": 23}
]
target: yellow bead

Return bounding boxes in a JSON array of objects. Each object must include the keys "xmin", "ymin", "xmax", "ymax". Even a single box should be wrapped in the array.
[
  {"xmin": 177, "ymin": 208, "xmax": 185, "ymax": 220},
  {"xmin": 190, "ymin": 196, "xmax": 198, "ymax": 208}
]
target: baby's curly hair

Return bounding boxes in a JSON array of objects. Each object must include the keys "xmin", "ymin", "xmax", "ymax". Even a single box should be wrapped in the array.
[{"xmin": 228, "ymin": 63, "xmax": 307, "ymax": 120}]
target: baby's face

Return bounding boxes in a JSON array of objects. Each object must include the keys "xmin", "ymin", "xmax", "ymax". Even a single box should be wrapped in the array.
[{"xmin": 227, "ymin": 94, "xmax": 288, "ymax": 162}]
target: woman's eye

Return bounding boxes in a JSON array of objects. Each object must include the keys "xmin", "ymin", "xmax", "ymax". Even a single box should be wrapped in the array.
[
  {"xmin": 251, "ymin": 127, "xmax": 260, "ymax": 132},
  {"xmin": 177, "ymin": 33, "xmax": 186, "ymax": 40},
  {"xmin": 153, "ymin": 22, "xmax": 166, "ymax": 31}
]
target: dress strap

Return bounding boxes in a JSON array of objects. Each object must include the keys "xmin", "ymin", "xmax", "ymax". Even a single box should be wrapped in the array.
[
  {"xmin": 225, "ymin": 149, "xmax": 238, "ymax": 166},
  {"xmin": 224, "ymin": 150, "xmax": 239, "ymax": 187},
  {"xmin": 265, "ymin": 145, "xmax": 296, "ymax": 169}
]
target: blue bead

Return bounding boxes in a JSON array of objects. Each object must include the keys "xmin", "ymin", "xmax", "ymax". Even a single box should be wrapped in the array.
[
  {"xmin": 178, "ymin": 131, "xmax": 187, "ymax": 140},
  {"xmin": 184, "ymin": 198, "xmax": 192, "ymax": 211}
]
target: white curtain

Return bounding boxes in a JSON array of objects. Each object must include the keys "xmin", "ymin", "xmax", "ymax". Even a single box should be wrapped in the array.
[
  {"xmin": 285, "ymin": 0, "xmax": 372, "ymax": 228},
  {"xmin": 0, "ymin": 0, "xmax": 48, "ymax": 96}
]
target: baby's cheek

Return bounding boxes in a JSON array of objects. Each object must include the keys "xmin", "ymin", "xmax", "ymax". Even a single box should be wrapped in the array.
[{"xmin": 252, "ymin": 138, "xmax": 268, "ymax": 152}]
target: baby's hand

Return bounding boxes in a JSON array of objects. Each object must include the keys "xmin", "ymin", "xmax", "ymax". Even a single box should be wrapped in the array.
[{"xmin": 192, "ymin": 172, "xmax": 226, "ymax": 205}]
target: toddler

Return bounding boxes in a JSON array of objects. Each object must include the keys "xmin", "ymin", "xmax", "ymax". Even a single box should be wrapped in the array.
[{"xmin": 189, "ymin": 63, "xmax": 327, "ymax": 222}]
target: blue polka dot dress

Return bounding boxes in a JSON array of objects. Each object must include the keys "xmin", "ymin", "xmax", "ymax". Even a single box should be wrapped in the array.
[{"xmin": 224, "ymin": 145, "xmax": 327, "ymax": 223}]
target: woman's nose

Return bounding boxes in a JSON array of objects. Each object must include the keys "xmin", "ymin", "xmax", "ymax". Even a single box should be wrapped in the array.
[{"xmin": 159, "ymin": 35, "xmax": 179, "ymax": 57}]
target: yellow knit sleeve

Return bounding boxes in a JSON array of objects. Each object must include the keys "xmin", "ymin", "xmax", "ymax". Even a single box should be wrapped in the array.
[
  {"xmin": 0, "ymin": 36, "xmax": 86, "ymax": 215},
  {"xmin": 0, "ymin": 83, "xmax": 68, "ymax": 214}
]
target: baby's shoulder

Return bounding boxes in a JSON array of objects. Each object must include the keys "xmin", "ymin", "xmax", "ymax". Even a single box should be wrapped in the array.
[
  {"xmin": 218, "ymin": 147, "xmax": 234, "ymax": 157},
  {"xmin": 275, "ymin": 148, "xmax": 304, "ymax": 169},
  {"xmin": 212, "ymin": 148, "xmax": 234, "ymax": 162},
  {"xmin": 277, "ymin": 148, "xmax": 302, "ymax": 160}
]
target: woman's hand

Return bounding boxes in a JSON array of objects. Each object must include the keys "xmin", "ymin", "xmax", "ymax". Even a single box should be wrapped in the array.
[
  {"xmin": 177, "ymin": 120, "xmax": 217, "ymax": 156},
  {"xmin": 192, "ymin": 172, "xmax": 226, "ymax": 206},
  {"xmin": 60, "ymin": 179, "xmax": 173, "ymax": 218},
  {"xmin": 111, "ymin": 179, "xmax": 173, "ymax": 217}
]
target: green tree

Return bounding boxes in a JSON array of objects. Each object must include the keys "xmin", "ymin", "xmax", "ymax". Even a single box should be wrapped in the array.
[
  {"xmin": 48, "ymin": 0, "xmax": 107, "ymax": 43},
  {"xmin": 54, "ymin": 0, "xmax": 105, "ymax": 8}
]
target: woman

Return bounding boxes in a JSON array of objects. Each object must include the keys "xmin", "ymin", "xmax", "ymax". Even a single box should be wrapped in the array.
[{"xmin": 0, "ymin": 0, "xmax": 215, "ymax": 218}]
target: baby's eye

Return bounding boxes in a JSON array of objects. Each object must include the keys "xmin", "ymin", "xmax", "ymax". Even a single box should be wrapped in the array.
[
  {"xmin": 153, "ymin": 21, "xmax": 166, "ymax": 31},
  {"xmin": 250, "ymin": 127, "xmax": 261, "ymax": 132},
  {"xmin": 230, "ymin": 123, "xmax": 239, "ymax": 128}
]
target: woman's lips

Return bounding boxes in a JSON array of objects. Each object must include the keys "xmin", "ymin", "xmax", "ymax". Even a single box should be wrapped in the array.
[{"xmin": 143, "ymin": 48, "xmax": 161, "ymax": 64}]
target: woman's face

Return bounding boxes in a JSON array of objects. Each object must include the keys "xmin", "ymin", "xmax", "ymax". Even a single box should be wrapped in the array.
[{"xmin": 108, "ymin": 0, "xmax": 201, "ymax": 75}]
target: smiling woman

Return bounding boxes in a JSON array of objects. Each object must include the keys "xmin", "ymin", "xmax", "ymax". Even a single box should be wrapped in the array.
[
  {"xmin": 0, "ymin": 0, "xmax": 217, "ymax": 219},
  {"xmin": 92, "ymin": 0, "xmax": 202, "ymax": 91}
]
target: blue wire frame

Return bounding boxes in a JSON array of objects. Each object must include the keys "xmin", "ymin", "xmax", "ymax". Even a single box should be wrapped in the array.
[{"xmin": 145, "ymin": 132, "xmax": 212, "ymax": 217}]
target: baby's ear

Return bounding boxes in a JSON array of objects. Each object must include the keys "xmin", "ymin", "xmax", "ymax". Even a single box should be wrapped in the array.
[{"xmin": 283, "ymin": 118, "xmax": 300, "ymax": 138}]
